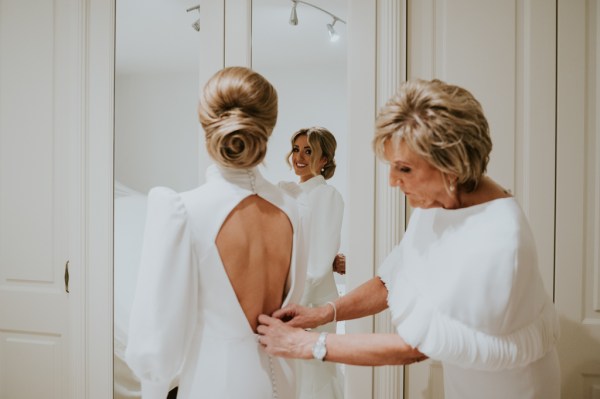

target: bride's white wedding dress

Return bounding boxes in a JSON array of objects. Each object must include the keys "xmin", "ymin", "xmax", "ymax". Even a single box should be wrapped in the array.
[{"xmin": 126, "ymin": 164, "xmax": 308, "ymax": 399}]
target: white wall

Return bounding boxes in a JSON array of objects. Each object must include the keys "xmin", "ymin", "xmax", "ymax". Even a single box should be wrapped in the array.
[{"xmin": 114, "ymin": 71, "xmax": 200, "ymax": 194}]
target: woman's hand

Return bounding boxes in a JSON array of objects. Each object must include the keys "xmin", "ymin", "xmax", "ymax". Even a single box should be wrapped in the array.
[
  {"xmin": 257, "ymin": 314, "xmax": 315, "ymax": 359},
  {"xmin": 271, "ymin": 303, "xmax": 333, "ymax": 329},
  {"xmin": 332, "ymin": 253, "xmax": 346, "ymax": 275}
]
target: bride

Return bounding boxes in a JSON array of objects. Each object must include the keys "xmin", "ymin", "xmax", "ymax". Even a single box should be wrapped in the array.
[{"xmin": 125, "ymin": 66, "xmax": 308, "ymax": 399}]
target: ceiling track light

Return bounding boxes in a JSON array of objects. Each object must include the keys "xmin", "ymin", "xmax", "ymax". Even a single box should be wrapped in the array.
[
  {"xmin": 186, "ymin": 5, "xmax": 201, "ymax": 32},
  {"xmin": 289, "ymin": 0, "xmax": 347, "ymax": 41}
]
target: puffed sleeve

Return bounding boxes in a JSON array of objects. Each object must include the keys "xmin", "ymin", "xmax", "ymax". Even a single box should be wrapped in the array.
[
  {"xmin": 125, "ymin": 187, "xmax": 198, "ymax": 399},
  {"xmin": 388, "ymin": 266, "xmax": 560, "ymax": 371},
  {"xmin": 383, "ymin": 207, "xmax": 560, "ymax": 371},
  {"xmin": 302, "ymin": 185, "xmax": 344, "ymax": 296}
]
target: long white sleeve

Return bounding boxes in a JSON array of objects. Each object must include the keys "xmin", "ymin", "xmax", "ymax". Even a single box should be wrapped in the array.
[
  {"xmin": 303, "ymin": 185, "xmax": 343, "ymax": 293},
  {"xmin": 125, "ymin": 187, "xmax": 198, "ymax": 399},
  {"xmin": 379, "ymin": 199, "xmax": 560, "ymax": 371}
]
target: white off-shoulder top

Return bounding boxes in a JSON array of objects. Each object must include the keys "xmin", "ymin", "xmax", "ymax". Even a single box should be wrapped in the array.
[
  {"xmin": 125, "ymin": 164, "xmax": 308, "ymax": 399},
  {"xmin": 378, "ymin": 197, "xmax": 560, "ymax": 399}
]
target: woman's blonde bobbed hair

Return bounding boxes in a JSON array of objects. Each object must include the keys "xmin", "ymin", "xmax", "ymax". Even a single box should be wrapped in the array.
[
  {"xmin": 198, "ymin": 66, "xmax": 278, "ymax": 169},
  {"xmin": 373, "ymin": 79, "xmax": 492, "ymax": 192}
]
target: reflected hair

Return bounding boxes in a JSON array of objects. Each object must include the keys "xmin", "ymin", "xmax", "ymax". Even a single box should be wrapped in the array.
[
  {"xmin": 198, "ymin": 66, "xmax": 278, "ymax": 169},
  {"xmin": 373, "ymin": 79, "xmax": 492, "ymax": 192},
  {"xmin": 286, "ymin": 126, "xmax": 337, "ymax": 180}
]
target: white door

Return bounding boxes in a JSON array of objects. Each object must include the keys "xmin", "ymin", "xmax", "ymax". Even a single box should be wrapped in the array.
[
  {"xmin": 0, "ymin": 1, "xmax": 84, "ymax": 398},
  {"xmin": 402, "ymin": 0, "xmax": 557, "ymax": 397},
  {"xmin": 556, "ymin": 1, "xmax": 600, "ymax": 398}
]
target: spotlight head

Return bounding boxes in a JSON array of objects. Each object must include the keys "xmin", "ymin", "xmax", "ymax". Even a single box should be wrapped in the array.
[
  {"xmin": 192, "ymin": 19, "xmax": 201, "ymax": 32},
  {"xmin": 327, "ymin": 20, "xmax": 339, "ymax": 42},
  {"xmin": 289, "ymin": 2, "xmax": 298, "ymax": 26},
  {"xmin": 187, "ymin": 5, "xmax": 201, "ymax": 31}
]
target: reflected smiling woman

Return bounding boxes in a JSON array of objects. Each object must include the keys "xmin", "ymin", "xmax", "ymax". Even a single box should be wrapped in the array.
[{"xmin": 279, "ymin": 127, "xmax": 345, "ymax": 399}]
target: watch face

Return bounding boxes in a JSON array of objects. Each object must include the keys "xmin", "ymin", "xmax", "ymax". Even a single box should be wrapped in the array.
[{"xmin": 313, "ymin": 345, "xmax": 326, "ymax": 360}]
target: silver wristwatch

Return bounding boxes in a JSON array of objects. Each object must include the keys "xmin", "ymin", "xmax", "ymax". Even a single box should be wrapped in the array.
[{"xmin": 312, "ymin": 332, "xmax": 328, "ymax": 361}]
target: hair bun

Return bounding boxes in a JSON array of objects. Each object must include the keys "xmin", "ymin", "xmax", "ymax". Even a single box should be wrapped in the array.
[
  {"xmin": 321, "ymin": 159, "xmax": 337, "ymax": 180},
  {"xmin": 199, "ymin": 67, "xmax": 278, "ymax": 169},
  {"xmin": 207, "ymin": 115, "xmax": 269, "ymax": 168}
]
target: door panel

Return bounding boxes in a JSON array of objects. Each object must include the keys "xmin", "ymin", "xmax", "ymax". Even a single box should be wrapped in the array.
[
  {"xmin": 556, "ymin": 1, "xmax": 600, "ymax": 398},
  {"xmin": 1, "ymin": 333, "xmax": 62, "ymax": 398},
  {"xmin": 0, "ymin": 0, "xmax": 78, "ymax": 397}
]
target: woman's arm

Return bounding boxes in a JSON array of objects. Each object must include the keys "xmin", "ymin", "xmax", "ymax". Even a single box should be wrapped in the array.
[
  {"xmin": 333, "ymin": 276, "xmax": 389, "ymax": 321},
  {"xmin": 302, "ymin": 187, "xmax": 343, "ymax": 291},
  {"xmin": 126, "ymin": 188, "xmax": 197, "ymax": 399},
  {"xmin": 257, "ymin": 314, "xmax": 426, "ymax": 366},
  {"xmin": 272, "ymin": 276, "xmax": 389, "ymax": 328}
]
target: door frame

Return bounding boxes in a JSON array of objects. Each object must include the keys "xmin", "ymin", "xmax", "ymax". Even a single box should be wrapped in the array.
[{"xmin": 86, "ymin": 0, "xmax": 115, "ymax": 397}]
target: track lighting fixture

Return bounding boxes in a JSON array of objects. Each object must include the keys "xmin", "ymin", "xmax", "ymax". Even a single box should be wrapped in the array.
[
  {"xmin": 186, "ymin": 5, "xmax": 201, "ymax": 32},
  {"xmin": 288, "ymin": 0, "xmax": 346, "ymax": 42}
]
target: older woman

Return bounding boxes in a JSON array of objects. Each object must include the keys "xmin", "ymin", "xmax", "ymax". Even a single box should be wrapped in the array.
[{"xmin": 257, "ymin": 79, "xmax": 561, "ymax": 399}]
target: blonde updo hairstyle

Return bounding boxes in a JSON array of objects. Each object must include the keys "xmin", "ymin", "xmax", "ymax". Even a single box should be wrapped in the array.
[
  {"xmin": 198, "ymin": 66, "xmax": 278, "ymax": 169},
  {"xmin": 286, "ymin": 126, "xmax": 337, "ymax": 180},
  {"xmin": 373, "ymin": 79, "xmax": 492, "ymax": 193}
]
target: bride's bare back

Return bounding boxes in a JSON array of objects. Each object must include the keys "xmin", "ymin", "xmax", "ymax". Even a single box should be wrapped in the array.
[{"xmin": 216, "ymin": 194, "xmax": 293, "ymax": 332}]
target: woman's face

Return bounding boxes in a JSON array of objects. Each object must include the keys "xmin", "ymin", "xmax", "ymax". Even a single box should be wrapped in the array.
[
  {"xmin": 384, "ymin": 139, "xmax": 455, "ymax": 209},
  {"xmin": 291, "ymin": 135, "xmax": 325, "ymax": 182}
]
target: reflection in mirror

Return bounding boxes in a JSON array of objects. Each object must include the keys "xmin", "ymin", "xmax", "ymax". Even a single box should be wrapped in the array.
[
  {"xmin": 114, "ymin": 0, "xmax": 347, "ymax": 398},
  {"xmin": 253, "ymin": 0, "xmax": 348, "ymax": 397}
]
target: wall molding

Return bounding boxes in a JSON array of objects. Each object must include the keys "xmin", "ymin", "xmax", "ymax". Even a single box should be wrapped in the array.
[
  {"xmin": 345, "ymin": 1, "xmax": 377, "ymax": 398},
  {"xmin": 86, "ymin": 0, "xmax": 115, "ymax": 397},
  {"xmin": 373, "ymin": 1, "xmax": 407, "ymax": 398}
]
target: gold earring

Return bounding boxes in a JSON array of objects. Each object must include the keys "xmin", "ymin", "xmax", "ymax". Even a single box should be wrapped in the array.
[{"xmin": 450, "ymin": 184, "xmax": 455, "ymax": 192}]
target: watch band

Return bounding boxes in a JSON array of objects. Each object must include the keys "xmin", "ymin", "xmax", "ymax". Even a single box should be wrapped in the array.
[{"xmin": 312, "ymin": 331, "xmax": 328, "ymax": 361}]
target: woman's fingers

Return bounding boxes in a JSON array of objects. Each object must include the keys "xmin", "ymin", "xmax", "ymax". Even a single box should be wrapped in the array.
[
  {"xmin": 258, "ymin": 313, "xmax": 275, "ymax": 326},
  {"xmin": 272, "ymin": 306, "xmax": 293, "ymax": 319}
]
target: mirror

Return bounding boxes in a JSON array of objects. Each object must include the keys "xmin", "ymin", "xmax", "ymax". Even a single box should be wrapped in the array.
[{"xmin": 114, "ymin": 0, "xmax": 348, "ymax": 397}]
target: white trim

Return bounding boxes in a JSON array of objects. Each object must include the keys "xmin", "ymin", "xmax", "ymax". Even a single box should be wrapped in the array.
[
  {"xmin": 373, "ymin": 1, "xmax": 407, "ymax": 398},
  {"xmin": 555, "ymin": 1, "xmax": 588, "ymax": 398},
  {"xmin": 86, "ymin": 0, "xmax": 115, "ymax": 397},
  {"xmin": 593, "ymin": 0, "xmax": 600, "ymax": 313},
  {"xmin": 345, "ymin": 1, "xmax": 377, "ymax": 398},
  {"xmin": 68, "ymin": 0, "xmax": 87, "ymax": 397},
  {"xmin": 513, "ymin": 0, "xmax": 557, "ymax": 295}
]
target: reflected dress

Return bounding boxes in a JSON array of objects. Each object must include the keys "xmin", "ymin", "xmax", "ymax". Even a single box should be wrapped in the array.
[
  {"xmin": 280, "ymin": 175, "xmax": 344, "ymax": 399},
  {"xmin": 125, "ymin": 165, "xmax": 308, "ymax": 399},
  {"xmin": 378, "ymin": 197, "xmax": 560, "ymax": 399}
]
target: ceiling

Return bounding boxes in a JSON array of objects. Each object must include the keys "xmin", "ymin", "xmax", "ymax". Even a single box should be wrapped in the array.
[{"xmin": 115, "ymin": 0, "xmax": 347, "ymax": 74}]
